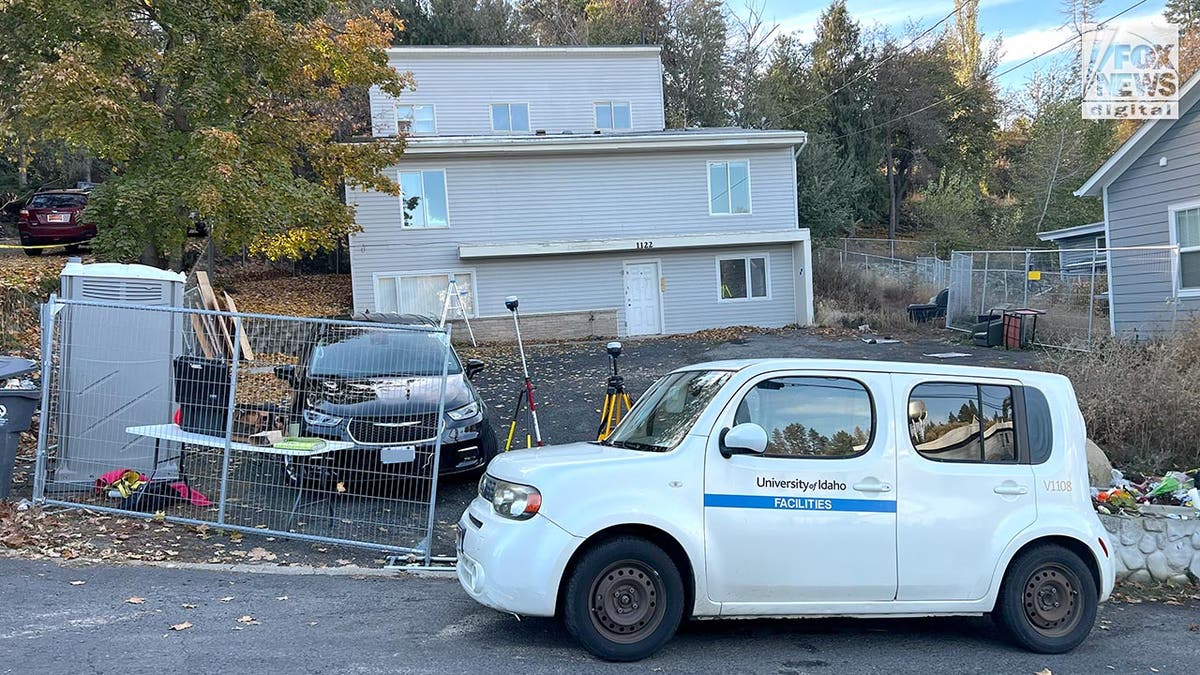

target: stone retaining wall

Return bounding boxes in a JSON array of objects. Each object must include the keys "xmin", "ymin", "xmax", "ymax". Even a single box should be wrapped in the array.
[{"xmin": 1099, "ymin": 512, "xmax": 1200, "ymax": 585}]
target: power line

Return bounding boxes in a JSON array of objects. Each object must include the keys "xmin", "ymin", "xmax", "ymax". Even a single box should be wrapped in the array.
[
  {"xmin": 780, "ymin": 4, "xmax": 962, "ymax": 124},
  {"xmin": 829, "ymin": 0, "xmax": 1155, "ymax": 142}
]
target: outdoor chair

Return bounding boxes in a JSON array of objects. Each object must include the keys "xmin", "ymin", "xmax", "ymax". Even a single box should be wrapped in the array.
[{"xmin": 907, "ymin": 288, "xmax": 949, "ymax": 323}]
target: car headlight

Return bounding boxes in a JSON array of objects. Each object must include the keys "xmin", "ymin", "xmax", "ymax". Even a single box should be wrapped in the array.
[
  {"xmin": 491, "ymin": 478, "xmax": 541, "ymax": 520},
  {"xmin": 446, "ymin": 401, "xmax": 481, "ymax": 421},
  {"xmin": 303, "ymin": 409, "xmax": 344, "ymax": 426}
]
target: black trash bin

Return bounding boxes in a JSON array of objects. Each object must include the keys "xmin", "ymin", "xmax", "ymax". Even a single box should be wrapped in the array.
[{"xmin": 0, "ymin": 356, "xmax": 40, "ymax": 500}]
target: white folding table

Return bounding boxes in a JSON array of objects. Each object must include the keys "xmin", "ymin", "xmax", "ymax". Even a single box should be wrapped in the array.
[{"xmin": 125, "ymin": 423, "xmax": 359, "ymax": 525}]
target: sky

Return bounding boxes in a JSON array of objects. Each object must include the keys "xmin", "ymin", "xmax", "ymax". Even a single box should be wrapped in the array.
[{"xmin": 748, "ymin": 0, "xmax": 1170, "ymax": 90}]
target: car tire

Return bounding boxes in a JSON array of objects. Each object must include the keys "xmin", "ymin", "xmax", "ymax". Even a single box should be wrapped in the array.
[
  {"xmin": 563, "ymin": 536, "xmax": 685, "ymax": 662},
  {"xmin": 994, "ymin": 543, "xmax": 1098, "ymax": 654},
  {"xmin": 23, "ymin": 247, "xmax": 43, "ymax": 257}
]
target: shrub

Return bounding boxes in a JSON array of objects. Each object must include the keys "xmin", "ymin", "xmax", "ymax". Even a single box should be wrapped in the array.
[
  {"xmin": 812, "ymin": 253, "xmax": 939, "ymax": 331},
  {"xmin": 1047, "ymin": 325, "xmax": 1200, "ymax": 473}
]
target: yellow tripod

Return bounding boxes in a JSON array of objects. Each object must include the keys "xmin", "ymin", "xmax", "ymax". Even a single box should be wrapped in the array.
[{"xmin": 597, "ymin": 341, "xmax": 633, "ymax": 441}]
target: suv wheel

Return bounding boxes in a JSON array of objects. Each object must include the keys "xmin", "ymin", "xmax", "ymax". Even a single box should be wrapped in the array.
[
  {"xmin": 994, "ymin": 543, "xmax": 1097, "ymax": 653},
  {"xmin": 23, "ymin": 247, "xmax": 43, "ymax": 257},
  {"xmin": 563, "ymin": 537, "xmax": 684, "ymax": 662}
]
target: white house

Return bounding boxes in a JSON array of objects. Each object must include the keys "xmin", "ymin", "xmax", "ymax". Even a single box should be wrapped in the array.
[{"xmin": 347, "ymin": 46, "xmax": 812, "ymax": 340}]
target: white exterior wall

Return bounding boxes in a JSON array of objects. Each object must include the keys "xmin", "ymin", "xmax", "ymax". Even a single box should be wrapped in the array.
[{"xmin": 370, "ymin": 47, "xmax": 666, "ymax": 138}]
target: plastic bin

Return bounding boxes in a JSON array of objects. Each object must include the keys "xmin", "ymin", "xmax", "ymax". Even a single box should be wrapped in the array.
[{"xmin": 1, "ymin": 356, "xmax": 40, "ymax": 500}]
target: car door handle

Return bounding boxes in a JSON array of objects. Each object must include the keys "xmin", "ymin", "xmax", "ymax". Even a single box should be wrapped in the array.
[
  {"xmin": 994, "ymin": 483, "xmax": 1029, "ymax": 496},
  {"xmin": 852, "ymin": 479, "xmax": 892, "ymax": 493}
]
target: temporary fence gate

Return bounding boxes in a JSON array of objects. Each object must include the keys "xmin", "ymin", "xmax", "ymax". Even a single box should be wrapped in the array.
[
  {"xmin": 944, "ymin": 246, "xmax": 1178, "ymax": 350},
  {"xmin": 34, "ymin": 296, "xmax": 452, "ymax": 562}
]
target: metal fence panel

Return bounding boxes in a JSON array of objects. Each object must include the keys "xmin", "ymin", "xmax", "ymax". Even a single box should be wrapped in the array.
[
  {"xmin": 944, "ymin": 247, "xmax": 1177, "ymax": 350},
  {"xmin": 818, "ymin": 248, "xmax": 949, "ymax": 289},
  {"xmin": 35, "ymin": 296, "xmax": 452, "ymax": 559}
]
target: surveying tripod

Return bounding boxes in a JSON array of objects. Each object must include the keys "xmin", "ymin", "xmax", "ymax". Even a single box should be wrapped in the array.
[
  {"xmin": 502, "ymin": 296, "xmax": 543, "ymax": 451},
  {"xmin": 596, "ymin": 341, "xmax": 633, "ymax": 442}
]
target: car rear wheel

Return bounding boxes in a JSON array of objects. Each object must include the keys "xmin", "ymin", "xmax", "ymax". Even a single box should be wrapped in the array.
[
  {"xmin": 994, "ymin": 543, "xmax": 1097, "ymax": 654},
  {"xmin": 23, "ymin": 247, "xmax": 43, "ymax": 257},
  {"xmin": 563, "ymin": 536, "xmax": 684, "ymax": 662}
]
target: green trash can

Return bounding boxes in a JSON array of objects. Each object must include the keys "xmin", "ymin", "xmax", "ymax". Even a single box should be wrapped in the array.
[{"xmin": 0, "ymin": 356, "xmax": 40, "ymax": 500}]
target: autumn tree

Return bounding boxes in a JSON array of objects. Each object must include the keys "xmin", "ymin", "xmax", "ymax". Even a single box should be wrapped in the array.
[
  {"xmin": 0, "ymin": 0, "xmax": 409, "ymax": 266},
  {"xmin": 662, "ymin": 0, "xmax": 727, "ymax": 127},
  {"xmin": 391, "ymin": 0, "xmax": 531, "ymax": 45}
]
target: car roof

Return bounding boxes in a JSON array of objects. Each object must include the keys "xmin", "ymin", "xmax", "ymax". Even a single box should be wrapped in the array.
[
  {"xmin": 347, "ymin": 311, "xmax": 438, "ymax": 326},
  {"xmin": 32, "ymin": 188, "xmax": 90, "ymax": 195},
  {"xmin": 672, "ymin": 358, "xmax": 1066, "ymax": 385}
]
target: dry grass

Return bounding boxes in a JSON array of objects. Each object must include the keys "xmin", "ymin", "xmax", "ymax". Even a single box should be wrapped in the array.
[
  {"xmin": 812, "ymin": 254, "xmax": 940, "ymax": 331},
  {"xmin": 1047, "ymin": 324, "xmax": 1200, "ymax": 473}
]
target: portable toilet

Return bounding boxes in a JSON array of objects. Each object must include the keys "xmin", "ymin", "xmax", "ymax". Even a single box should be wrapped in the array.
[{"xmin": 47, "ymin": 259, "xmax": 186, "ymax": 490}]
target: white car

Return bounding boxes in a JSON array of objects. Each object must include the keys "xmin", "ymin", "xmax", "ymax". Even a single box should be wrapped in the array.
[{"xmin": 456, "ymin": 359, "xmax": 1114, "ymax": 661}]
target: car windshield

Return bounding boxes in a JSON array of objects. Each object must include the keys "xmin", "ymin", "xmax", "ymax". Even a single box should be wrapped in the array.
[
  {"xmin": 28, "ymin": 194, "xmax": 86, "ymax": 209},
  {"xmin": 601, "ymin": 370, "xmax": 731, "ymax": 452},
  {"xmin": 308, "ymin": 327, "xmax": 461, "ymax": 378}
]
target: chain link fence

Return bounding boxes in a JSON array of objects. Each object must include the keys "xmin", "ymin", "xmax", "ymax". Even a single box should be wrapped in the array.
[
  {"xmin": 34, "ymin": 296, "xmax": 455, "ymax": 560},
  {"xmin": 816, "ymin": 247, "xmax": 949, "ymax": 289},
  {"xmin": 945, "ymin": 246, "xmax": 1178, "ymax": 351}
]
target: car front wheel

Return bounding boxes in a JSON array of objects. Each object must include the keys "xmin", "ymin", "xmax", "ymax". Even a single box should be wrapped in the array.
[
  {"xmin": 563, "ymin": 536, "xmax": 684, "ymax": 662},
  {"xmin": 994, "ymin": 543, "xmax": 1098, "ymax": 653}
]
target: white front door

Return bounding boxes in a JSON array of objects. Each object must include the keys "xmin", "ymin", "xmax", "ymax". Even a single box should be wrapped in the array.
[
  {"xmin": 623, "ymin": 261, "xmax": 662, "ymax": 335},
  {"xmin": 893, "ymin": 375, "xmax": 1037, "ymax": 601},
  {"xmin": 703, "ymin": 371, "xmax": 898, "ymax": 607}
]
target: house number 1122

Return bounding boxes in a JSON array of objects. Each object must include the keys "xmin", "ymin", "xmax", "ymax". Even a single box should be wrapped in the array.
[{"xmin": 636, "ymin": 241, "xmax": 654, "ymax": 249}]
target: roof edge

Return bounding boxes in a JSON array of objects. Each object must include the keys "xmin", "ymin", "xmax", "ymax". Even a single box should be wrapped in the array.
[
  {"xmin": 399, "ymin": 130, "xmax": 809, "ymax": 156},
  {"xmin": 1036, "ymin": 221, "xmax": 1106, "ymax": 241}
]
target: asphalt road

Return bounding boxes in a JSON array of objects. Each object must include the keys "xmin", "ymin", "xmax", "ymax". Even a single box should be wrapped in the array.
[{"xmin": 2, "ymin": 557, "xmax": 1196, "ymax": 675}]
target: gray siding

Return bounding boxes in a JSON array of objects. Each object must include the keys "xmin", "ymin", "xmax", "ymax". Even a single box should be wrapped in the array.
[
  {"xmin": 370, "ymin": 49, "xmax": 665, "ymax": 137},
  {"xmin": 347, "ymin": 146, "xmax": 798, "ymax": 309},
  {"xmin": 1105, "ymin": 103, "xmax": 1200, "ymax": 337},
  {"xmin": 1054, "ymin": 233, "xmax": 1106, "ymax": 272}
]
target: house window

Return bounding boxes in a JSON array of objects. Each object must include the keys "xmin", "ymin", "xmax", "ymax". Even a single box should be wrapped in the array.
[
  {"xmin": 594, "ymin": 101, "xmax": 631, "ymax": 130},
  {"xmin": 376, "ymin": 271, "xmax": 476, "ymax": 318},
  {"xmin": 396, "ymin": 104, "xmax": 436, "ymax": 134},
  {"xmin": 708, "ymin": 160, "xmax": 751, "ymax": 215},
  {"xmin": 1173, "ymin": 204, "xmax": 1200, "ymax": 292},
  {"xmin": 490, "ymin": 103, "xmax": 530, "ymax": 132},
  {"xmin": 908, "ymin": 383, "xmax": 1016, "ymax": 463},
  {"xmin": 718, "ymin": 255, "xmax": 768, "ymax": 301},
  {"xmin": 399, "ymin": 170, "xmax": 448, "ymax": 229}
]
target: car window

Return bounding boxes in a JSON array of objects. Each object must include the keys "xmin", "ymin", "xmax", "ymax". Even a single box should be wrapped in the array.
[
  {"xmin": 604, "ymin": 370, "xmax": 731, "ymax": 452},
  {"xmin": 734, "ymin": 377, "xmax": 874, "ymax": 458},
  {"xmin": 308, "ymin": 328, "xmax": 460, "ymax": 378},
  {"xmin": 28, "ymin": 194, "xmax": 86, "ymax": 208},
  {"xmin": 1024, "ymin": 386, "xmax": 1053, "ymax": 464},
  {"xmin": 908, "ymin": 382, "xmax": 1016, "ymax": 463}
]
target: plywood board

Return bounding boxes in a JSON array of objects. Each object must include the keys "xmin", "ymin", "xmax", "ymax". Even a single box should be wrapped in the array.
[
  {"xmin": 190, "ymin": 314, "xmax": 216, "ymax": 358},
  {"xmin": 223, "ymin": 292, "xmax": 256, "ymax": 361}
]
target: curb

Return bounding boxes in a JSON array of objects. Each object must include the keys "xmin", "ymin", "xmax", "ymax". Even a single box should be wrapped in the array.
[{"xmin": 128, "ymin": 560, "xmax": 458, "ymax": 578}]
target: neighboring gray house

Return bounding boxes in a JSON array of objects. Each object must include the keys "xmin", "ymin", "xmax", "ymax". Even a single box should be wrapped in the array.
[
  {"xmin": 1036, "ymin": 221, "xmax": 1106, "ymax": 276},
  {"xmin": 1075, "ymin": 71, "xmax": 1200, "ymax": 338},
  {"xmin": 347, "ymin": 46, "xmax": 812, "ymax": 340}
]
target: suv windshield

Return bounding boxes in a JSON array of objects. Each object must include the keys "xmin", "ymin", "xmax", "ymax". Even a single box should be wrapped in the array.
[
  {"xmin": 29, "ymin": 194, "xmax": 86, "ymax": 209},
  {"xmin": 602, "ymin": 370, "xmax": 731, "ymax": 452},
  {"xmin": 308, "ymin": 328, "xmax": 461, "ymax": 378}
]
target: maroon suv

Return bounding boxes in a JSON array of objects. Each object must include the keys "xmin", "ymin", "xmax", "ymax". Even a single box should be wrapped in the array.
[{"xmin": 17, "ymin": 189, "xmax": 96, "ymax": 256}]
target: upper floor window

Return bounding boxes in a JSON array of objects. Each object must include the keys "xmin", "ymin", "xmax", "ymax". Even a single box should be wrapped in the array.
[
  {"xmin": 718, "ymin": 255, "xmax": 768, "ymax": 301},
  {"xmin": 396, "ymin": 104, "xmax": 436, "ymax": 134},
  {"xmin": 735, "ymin": 377, "xmax": 874, "ymax": 458},
  {"xmin": 908, "ymin": 382, "xmax": 1016, "ymax": 463},
  {"xmin": 399, "ymin": 169, "xmax": 448, "ymax": 229},
  {"xmin": 595, "ymin": 101, "xmax": 632, "ymax": 130},
  {"xmin": 1171, "ymin": 203, "xmax": 1200, "ymax": 293},
  {"xmin": 708, "ymin": 160, "xmax": 751, "ymax": 215},
  {"xmin": 491, "ymin": 103, "xmax": 530, "ymax": 132}
]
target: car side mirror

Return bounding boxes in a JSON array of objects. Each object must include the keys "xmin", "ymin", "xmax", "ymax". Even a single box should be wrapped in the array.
[
  {"xmin": 465, "ymin": 358, "xmax": 486, "ymax": 379},
  {"xmin": 720, "ymin": 423, "xmax": 768, "ymax": 458},
  {"xmin": 274, "ymin": 364, "xmax": 297, "ymax": 385}
]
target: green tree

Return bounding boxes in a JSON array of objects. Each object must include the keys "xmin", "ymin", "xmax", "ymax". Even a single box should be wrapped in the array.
[
  {"xmin": 2, "ymin": 0, "xmax": 409, "ymax": 265},
  {"xmin": 391, "ymin": 0, "xmax": 530, "ymax": 45},
  {"xmin": 795, "ymin": 133, "xmax": 868, "ymax": 238},
  {"xmin": 584, "ymin": 0, "xmax": 666, "ymax": 44},
  {"xmin": 519, "ymin": 0, "xmax": 589, "ymax": 44},
  {"xmin": 662, "ymin": 0, "xmax": 727, "ymax": 127}
]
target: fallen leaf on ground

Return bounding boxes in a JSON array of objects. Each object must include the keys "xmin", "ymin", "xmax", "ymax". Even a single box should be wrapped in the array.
[
  {"xmin": 1035, "ymin": 670, "xmax": 1052, "ymax": 675},
  {"xmin": 236, "ymin": 615, "xmax": 259, "ymax": 625},
  {"xmin": 182, "ymin": 603, "xmax": 197, "ymax": 609},
  {"xmin": 219, "ymin": 596, "xmax": 234, "ymax": 602},
  {"xmin": 247, "ymin": 547, "xmax": 277, "ymax": 561},
  {"xmin": 68, "ymin": 580, "xmax": 85, "ymax": 586},
  {"xmin": 126, "ymin": 597, "xmax": 145, "ymax": 605},
  {"xmin": 275, "ymin": 595, "xmax": 288, "ymax": 601},
  {"xmin": 169, "ymin": 622, "xmax": 192, "ymax": 631}
]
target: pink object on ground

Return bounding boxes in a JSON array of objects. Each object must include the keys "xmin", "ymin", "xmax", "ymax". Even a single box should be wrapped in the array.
[
  {"xmin": 94, "ymin": 468, "xmax": 145, "ymax": 494},
  {"xmin": 169, "ymin": 482, "xmax": 212, "ymax": 507}
]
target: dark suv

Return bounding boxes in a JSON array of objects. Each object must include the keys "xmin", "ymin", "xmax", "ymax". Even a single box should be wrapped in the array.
[
  {"xmin": 17, "ymin": 189, "xmax": 96, "ymax": 255},
  {"xmin": 275, "ymin": 313, "xmax": 497, "ymax": 483}
]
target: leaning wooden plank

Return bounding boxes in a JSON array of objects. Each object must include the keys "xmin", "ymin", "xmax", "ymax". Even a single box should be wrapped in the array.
[
  {"xmin": 196, "ymin": 271, "xmax": 236, "ymax": 355},
  {"xmin": 223, "ymin": 292, "xmax": 256, "ymax": 361},
  {"xmin": 190, "ymin": 314, "xmax": 216, "ymax": 358}
]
